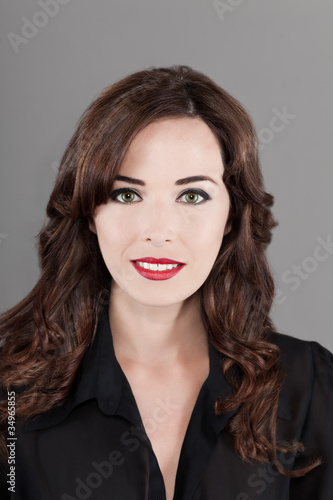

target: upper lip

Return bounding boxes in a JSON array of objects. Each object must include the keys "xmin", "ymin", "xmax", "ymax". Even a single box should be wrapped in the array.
[{"xmin": 132, "ymin": 257, "xmax": 185, "ymax": 265}]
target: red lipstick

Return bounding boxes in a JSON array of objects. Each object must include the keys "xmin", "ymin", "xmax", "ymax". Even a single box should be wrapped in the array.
[{"xmin": 131, "ymin": 257, "xmax": 186, "ymax": 281}]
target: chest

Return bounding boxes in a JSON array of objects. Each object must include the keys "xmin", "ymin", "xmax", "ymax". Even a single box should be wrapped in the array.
[{"xmin": 122, "ymin": 364, "xmax": 209, "ymax": 500}]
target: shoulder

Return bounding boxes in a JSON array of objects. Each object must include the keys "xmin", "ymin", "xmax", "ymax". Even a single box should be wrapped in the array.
[
  {"xmin": 267, "ymin": 332, "xmax": 333, "ymax": 493},
  {"xmin": 267, "ymin": 331, "xmax": 333, "ymax": 423},
  {"xmin": 268, "ymin": 330, "xmax": 333, "ymax": 375}
]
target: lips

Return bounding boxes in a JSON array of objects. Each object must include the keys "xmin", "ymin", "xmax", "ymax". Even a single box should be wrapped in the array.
[{"xmin": 131, "ymin": 257, "xmax": 186, "ymax": 281}]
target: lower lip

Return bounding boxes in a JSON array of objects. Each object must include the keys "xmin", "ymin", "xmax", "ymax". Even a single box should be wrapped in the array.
[{"xmin": 131, "ymin": 261, "xmax": 186, "ymax": 281}]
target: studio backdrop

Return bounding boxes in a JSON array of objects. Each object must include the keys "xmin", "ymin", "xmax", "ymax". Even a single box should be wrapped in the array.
[{"xmin": 0, "ymin": 0, "xmax": 332, "ymax": 350}]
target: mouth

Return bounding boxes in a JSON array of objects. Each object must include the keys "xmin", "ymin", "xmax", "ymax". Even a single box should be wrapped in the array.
[{"xmin": 131, "ymin": 257, "xmax": 186, "ymax": 281}]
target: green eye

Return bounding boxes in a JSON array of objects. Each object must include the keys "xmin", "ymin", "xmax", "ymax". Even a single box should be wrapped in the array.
[
  {"xmin": 110, "ymin": 188, "xmax": 142, "ymax": 203},
  {"xmin": 121, "ymin": 191, "xmax": 136, "ymax": 203},
  {"xmin": 177, "ymin": 189, "xmax": 210, "ymax": 205},
  {"xmin": 184, "ymin": 192, "xmax": 200, "ymax": 203}
]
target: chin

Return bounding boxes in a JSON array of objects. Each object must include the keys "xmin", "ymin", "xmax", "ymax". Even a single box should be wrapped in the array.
[
  {"xmin": 110, "ymin": 274, "xmax": 204, "ymax": 308},
  {"xmin": 131, "ymin": 293, "xmax": 189, "ymax": 308}
]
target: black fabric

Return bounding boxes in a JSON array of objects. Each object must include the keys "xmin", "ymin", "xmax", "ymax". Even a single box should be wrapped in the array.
[{"xmin": 1, "ymin": 304, "xmax": 332, "ymax": 499}]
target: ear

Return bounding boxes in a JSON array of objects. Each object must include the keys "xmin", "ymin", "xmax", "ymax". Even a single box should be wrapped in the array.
[{"xmin": 88, "ymin": 218, "xmax": 97, "ymax": 234}]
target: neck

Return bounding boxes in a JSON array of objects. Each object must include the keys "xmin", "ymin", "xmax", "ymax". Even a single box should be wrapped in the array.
[{"xmin": 108, "ymin": 284, "xmax": 208, "ymax": 367}]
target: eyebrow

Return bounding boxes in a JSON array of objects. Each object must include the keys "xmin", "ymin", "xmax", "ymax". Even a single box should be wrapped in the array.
[
  {"xmin": 115, "ymin": 175, "xmax": 218, "ymax": 186},
  {"xmin": 175, "ymin": 175, "xmax": 218, "ymax": 186},
  {"xmin": 115, "ymin": 175, "xmax": 145, "ymax": 185}
]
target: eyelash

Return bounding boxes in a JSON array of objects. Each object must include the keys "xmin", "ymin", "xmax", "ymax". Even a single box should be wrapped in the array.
[
  {"xmin": 177, "ymin": 189, "xmax": 211, "ymax": 204},
  {"xmin": 110, "ymin": 188, "xmax": 142, "ymax": 203},
  {"xmin": 110, "ymin": 187, "xmax": 211, "ymax": 205}
]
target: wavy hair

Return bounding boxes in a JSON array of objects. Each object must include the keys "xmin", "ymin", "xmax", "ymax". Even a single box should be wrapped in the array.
[{"xmin": 0, "ymin": 65, "xmax": 319, "ymax": 476}]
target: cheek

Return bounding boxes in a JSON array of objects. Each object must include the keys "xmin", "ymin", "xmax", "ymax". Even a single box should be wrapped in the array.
[
  {"xmin": 95, "ymin": 206, "xmax": 136, "ymax": 239},
  {"xmin": 94, "ymin": 211, "xmax": 133, "ymax": 263},
  {"xmin": 180, "ymin": 203, "xmax": 228, "ymax": 246},
  {"xmin": 94, "ymin": 220, "xmax": 136, "ymax": 289},
  {"xmin": 184, "ymin": 210, "xmax": 228, "ymax": 278}
]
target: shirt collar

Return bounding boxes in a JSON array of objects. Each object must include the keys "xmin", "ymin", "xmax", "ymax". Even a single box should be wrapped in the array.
[{"xmin": 24, "ymin": 303, "xmax": 291, "ymax": 432}]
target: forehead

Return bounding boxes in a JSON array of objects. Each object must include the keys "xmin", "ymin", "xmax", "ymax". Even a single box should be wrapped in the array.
[{"xmin": 118, "ymin": 117, "xmax": 224, "ymax": 178}]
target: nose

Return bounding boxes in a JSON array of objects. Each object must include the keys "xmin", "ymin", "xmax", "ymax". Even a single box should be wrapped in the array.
[{"xmin": 141, "ymin": 202, "xmax": 175, "ymax": 246}]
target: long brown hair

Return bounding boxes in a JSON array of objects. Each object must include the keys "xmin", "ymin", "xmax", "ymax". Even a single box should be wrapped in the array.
[{"xmin": 0, "ymin": 65, "xmax": 319, "ymax": 476}]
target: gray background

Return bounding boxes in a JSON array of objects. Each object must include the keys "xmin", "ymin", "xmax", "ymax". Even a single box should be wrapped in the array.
[{"xmin": 0, "ymin": 0, "xmax": 332, "ymax": 351}]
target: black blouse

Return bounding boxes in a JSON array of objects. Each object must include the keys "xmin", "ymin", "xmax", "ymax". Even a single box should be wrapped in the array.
[{"xmin": 1, "ymin": 304, "xmax": 332, "ymax": 499}]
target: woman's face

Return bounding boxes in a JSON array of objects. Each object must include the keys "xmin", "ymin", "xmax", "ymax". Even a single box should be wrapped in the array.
[{"xmin": 90, "ymin": 117, "xmax": 231, "ymax": 308}]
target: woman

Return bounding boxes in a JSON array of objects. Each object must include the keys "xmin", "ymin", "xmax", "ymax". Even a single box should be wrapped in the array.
[{"xmin": 0, "ymin": 65, "xmax": 332, "ymax": 500}]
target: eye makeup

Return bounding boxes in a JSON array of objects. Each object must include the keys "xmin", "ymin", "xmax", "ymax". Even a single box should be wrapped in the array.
[
  {"xmin": 110, "ymin": 186, "xmax": 212, "ymax": 205},
  {"xmin": 177, "ymin": 188, "xmax": 211, "ymax": 204},
  {"xmin": 110, "ymin": 187, "xmax": 142, "ymax": 203}
]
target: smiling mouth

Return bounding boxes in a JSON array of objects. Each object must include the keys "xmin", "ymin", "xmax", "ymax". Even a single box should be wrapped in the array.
[
  {"xmin": 134, "ymin": 261, "xmax": 180, "ymax": 271},
  {"xmin": 131, "ymin": 258, "xmax": 186, "ymax": 280}
]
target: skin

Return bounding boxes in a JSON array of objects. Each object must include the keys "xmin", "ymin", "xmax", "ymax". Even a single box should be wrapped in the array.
[
  {"xmin": 89, "ymin": 116, "xmax": 231, "ymax": 367},
  {"xmin": 89, "ymin": 116, "xmax": 232, "ymax": 499}
]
